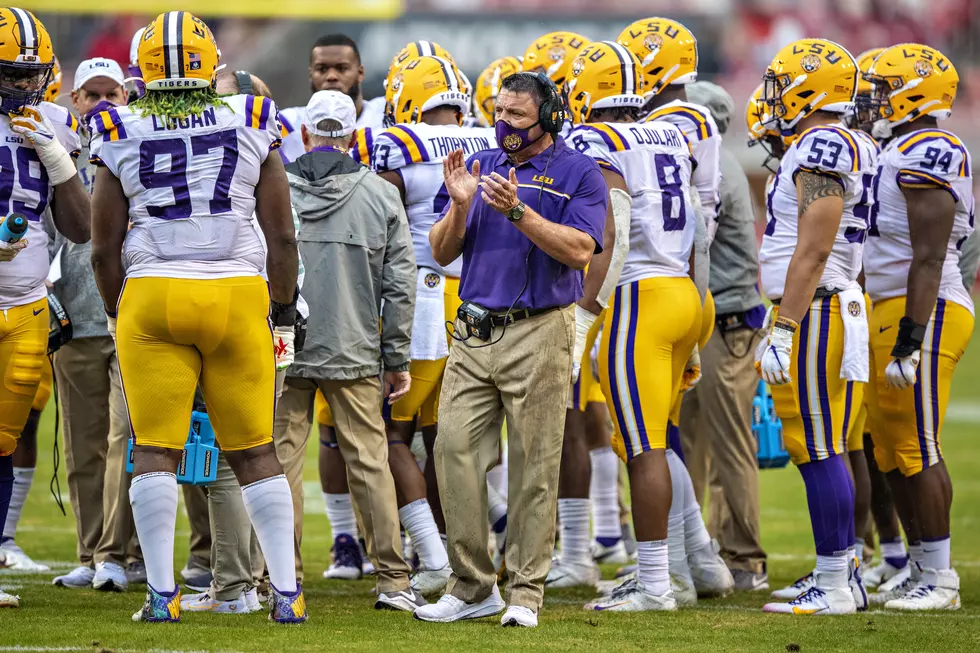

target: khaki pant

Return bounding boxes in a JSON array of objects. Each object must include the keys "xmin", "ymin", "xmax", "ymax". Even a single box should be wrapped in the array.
[
  {"xmin": 205, "ymin": 455, "xmax": 263, "ymax": 600},
  {"xmin": 53, "ymin": 336, "xmax": 137, "ymax": 567},
  {"xmin": 275, "ymin": 376, "xmax": 411, "ymax": 593},
  {"xmin": 437, "ymin": 305, "xmax": 574, "ymax": 610},
  {"xmin": 679, "ymin": 326, "xmax": 766, "ymax": 573},
  {"xmin": 182, "ymin": 484, "xmax": 212, "ymax": 573}
]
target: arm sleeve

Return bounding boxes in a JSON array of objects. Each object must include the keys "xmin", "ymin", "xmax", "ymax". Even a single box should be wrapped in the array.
[
  {"xmin": 567, "ymin": 126, "xmax": 622, "ymax": 178},
  {"xmin": 380, "ymin": 185, "xmax": 417, "ymax": 372},
  {"xmin": 561, "ymin": 156, "xmax": 609, "ymax": 253},
  {"xmin": 792, "ymin": 127, "xmax": 861, "ymax": 188}
]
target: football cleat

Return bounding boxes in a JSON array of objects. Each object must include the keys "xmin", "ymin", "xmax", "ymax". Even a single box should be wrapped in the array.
[
  {"xmin": 132, "ymin": 585, "xmax": 181, "ymax": 623},
  {"xmin": 93, "ymin": 561, "xmax": 129, "ymax": 592},
  {"xmin": 585, "ymin": 578, "xmax": 677, "ymax": 612},
  {"xmin": 501, "ymin": 605, "xmax": 537, "ymax": 627},
  {"xmin": 323, "ymin": 534, "xmax": 363, "ymax": 581},
  {"xmin": 771, "ymin": 571, "xmax": 815, "ymax": 599},
  {"xmin": 870, "ymin": 567, "xmax": 914, "ymax": 604},
  {"xmin": 884, "ymin": 568, "xmax": 961, "ymax": 612},
  {"xmin": 863, "ymin": 560, "xmax": 909, "ymax": 590},
  {"xmin": 689, "ymin": 540, "xmax": 735, "ymax": 598},
  {"xmin": 545, "ymin": 558, "xmax": 600, "ymax": 589},
  {"xmin": 269, "ymin": 584, "xmax": 308, "ymax": 624},
  {"xmin": 182, "ymin": 588, "xmax": 263, "ymax": 614},
  {"xmin": 415, "ymin": 584, "xmax": 505, "ymax": 622},
  {"xmin": 849, "ymin": 556, "xmax": 868, "ymax": 612},
  {"xmin": 411, "ymin": 565, "xmax": 451, "ymax": 597},
  {"xmin": 671, "ymin": 573, "xmax": 698, "ymax": 607},
  {"xmin": 53, "ymin": 565, "xmax": 96, "ymax": 589},
  {"xmin": 0, "ymin": 588, "xmax": 20, "ymax": 608},
  {"xmin": 376, "ymin": 587, "xmax": 427, "ymax": 613},
  {"xmin": 763, "ymin": 586, "xmax": 856, "ymax": 615},
  {"xmin": 592, "ymin": 539, "xmax": 630, "ymax": 565},
  {"xmin": 0, "ymin": 541, "xmax": 50, "ymax": 573}
]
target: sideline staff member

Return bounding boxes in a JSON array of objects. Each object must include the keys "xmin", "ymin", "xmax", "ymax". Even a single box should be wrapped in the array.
[{"xmin": 417, "ymin": 73, "xmax": 607, "ymax": 628}]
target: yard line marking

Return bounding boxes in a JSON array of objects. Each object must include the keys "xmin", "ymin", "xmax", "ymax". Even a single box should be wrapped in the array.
[{"xmin": 946, "ymin": 401, "xmax": 980, "ymax": 423}]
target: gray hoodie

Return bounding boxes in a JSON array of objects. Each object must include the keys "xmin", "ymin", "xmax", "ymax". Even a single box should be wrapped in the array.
[{"xmin": 286, "ymin": 149, "xmax": 416, "ymax": 380}]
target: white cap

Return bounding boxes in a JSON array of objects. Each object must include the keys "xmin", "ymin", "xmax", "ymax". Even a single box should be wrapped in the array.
[
  {"xmin": 73, "ymin": 58, "xmax": 126, "ymax": 91},
  {"xmin": 130, "ymin": 27, "xmax": 145, "ymax": 67},
  {"xmin": 305, "ymin": 90, "xmax": 356, "ymax": 138}
]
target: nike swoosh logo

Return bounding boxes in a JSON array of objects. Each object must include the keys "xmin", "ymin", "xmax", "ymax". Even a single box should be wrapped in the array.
[
  {"xmin": 593, "ymin": 602, "xmax": 629, "ymax": 611},
  {"xmin": 32, "ymin": 308, "xmax": 43, "ymax": 316},
  {"xmin": 879, "ymin": 326, "xmax": 893, "ymax": 333}
]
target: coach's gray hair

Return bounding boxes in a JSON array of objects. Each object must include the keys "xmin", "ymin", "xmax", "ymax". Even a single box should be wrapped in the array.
[{"xmin": 306, "ymin": 118, "xmax": 349, "ymax": 149}]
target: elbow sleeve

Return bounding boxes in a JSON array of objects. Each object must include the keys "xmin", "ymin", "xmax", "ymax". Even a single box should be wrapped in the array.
[{"xmin": 597, "ymin": 188, "xmax": 632, "ymax": 309}]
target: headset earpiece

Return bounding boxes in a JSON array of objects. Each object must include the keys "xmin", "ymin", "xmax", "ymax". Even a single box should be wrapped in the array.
[
  {"xmin": 533, "ymin": 72, "xmax": 564, "ymax": 135},
  {"xmin": 235, "ymin": 70, "xmax": 253, "ymax": 95}
]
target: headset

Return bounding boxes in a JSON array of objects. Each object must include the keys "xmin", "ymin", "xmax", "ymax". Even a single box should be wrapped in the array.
[
  {"xmin": 234, "ymin": 70, "xmax": 254, "ymax": 95},
  {"xmin": 511, "ymin": 71, "xmax": 565, "ymax": 136}
]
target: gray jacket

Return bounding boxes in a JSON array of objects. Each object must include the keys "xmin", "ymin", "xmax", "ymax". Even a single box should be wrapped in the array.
[{"xmin": 285, "ymin": 150, "xmax": 415, "ymax": 380}]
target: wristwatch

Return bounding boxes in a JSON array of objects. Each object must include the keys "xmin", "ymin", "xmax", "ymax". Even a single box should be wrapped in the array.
[{"xmin": 505, "ymin": 201, "xmax": 526, "ymax": 222}]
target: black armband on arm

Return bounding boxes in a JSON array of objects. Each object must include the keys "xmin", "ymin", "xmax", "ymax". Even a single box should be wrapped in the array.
[{"xmin": 891, "ymin": 316, "xmax": 927, "ymax": 357}]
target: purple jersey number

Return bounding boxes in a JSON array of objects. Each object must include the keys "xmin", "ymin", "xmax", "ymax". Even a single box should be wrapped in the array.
[
  {"xmin": 654, "ymin": 153, "xmax": 686, "ymax": 232},
  {"xmin": 139, "ymin": 129, "xmax": 240, "ymax": 219},
  {"xmin": 0, "ymin": 146, "xmax": 50, "ymax": 221}
]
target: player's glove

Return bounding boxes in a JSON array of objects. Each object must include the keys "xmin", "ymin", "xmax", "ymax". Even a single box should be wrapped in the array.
[
  {"xmin": 759, "ymin": 315, "xmax": 797, "ymax": 386},
  {"xmin": 680, "ymin": 344, "xmax": 701, "ymax": 392},
  {"xmin": 106, "ymin": 312, "xmax": 117, "ymax": 342},
  {"xmin": 10, "ymin": 107, "xmax": 77, "ymax": 186},
  {"xmin": 572, "ymin": 305, "xmax": 599, "ymax": 384},
  {"xmin": 885, "ymin": 316, "xmax": 925, "ymax": 390},
  {"xmin": 271, "ymin": 288, "xmax": 299, "ymax": 372},
  {"xmin": 0, "ymin": 239, "xmax": 27, "ymax": 262}
]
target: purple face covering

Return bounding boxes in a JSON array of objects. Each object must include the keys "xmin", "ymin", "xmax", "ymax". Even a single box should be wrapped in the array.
[{"xmin": 495, "ymin": 118, "xmax": 543, "ymax": 153}]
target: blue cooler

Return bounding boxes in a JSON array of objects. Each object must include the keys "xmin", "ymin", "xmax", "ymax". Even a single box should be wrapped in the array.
[
  {"xmin": 125, "ymin": 411, "xmax": 219, "ymax": 485},
  {"xmin": 753, "ymin": 380, "xmax": 789, "ymax": 469}
]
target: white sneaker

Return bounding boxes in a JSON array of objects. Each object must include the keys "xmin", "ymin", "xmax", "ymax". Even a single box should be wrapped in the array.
[
  {"xmin": 182, "ymin": 588, "xmax": 261, "ymax": 613},
  {"xmin": 375, "ymin": 587, "xmax": 428, "ymax": 612},
  {"xmin": 863, "ymin": 560, "xmax": 908, "ymax": 590},
  {"xmin": 763, "ymin": 585, "xmax": 856, "ymax": 615},
  {"xmin": 885, "ymin": 568, "xmax": 961, "ymax": 611},
  {"xmin": 592, "ymin": 540, "xmax": 630, "ymax": 565},
  {"xmin": 92, "ymin": 561, "xmax": 128, "ymax": 592},
  {"xmin": 671, "ymin": 573, "xmax": 698, "ymax": 607},
  {"xmin": 501, "ymin": 605, "xmax": 537, "ymax": 627},
  {"xmin": 545, "ymin": 559, "xmax": 600, "ymax": 589},
  {"xmin": 870, "ymin": 567, "xmax": 914, "ymax": 604},
  {"xmin": 0, "ymin": 541, "xmax": 50, "ymax": 573},
  {"xmin": 414, "ymin": 583, "xmax": 505, "ymax": 622},
  {"xmin": 849, "ymin": 556, "xmax": 868, "ymax": 612},
  {"xmin": 0, "ymin": 588, "xmax": 20, "ymax": 607},
  {"xmin": 53, "ymin": 565, "xmax": 95, "ymax": 588},
  {"xmin": 771, "ymin": 571, "xmax": 815, "ymax": 599},
  {"xmin": 689, "ymin": 540, "xmax": 735, "ymax": 598},
  {"xmin": 411, "ymin": 565, "xmax": 452, "ymax": 596},
  {"xmin": 585, "ymin": 578, "xmax": 677, "ymax": 612},
  {"xmin": 245, "ymin": 588, "xmax": 261, "ymax": 612}
]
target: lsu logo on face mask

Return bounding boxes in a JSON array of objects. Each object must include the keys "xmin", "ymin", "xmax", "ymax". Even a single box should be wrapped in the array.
[{"xmin": 502, "ymin": 133, "xmax": 523, "ymax": 151}]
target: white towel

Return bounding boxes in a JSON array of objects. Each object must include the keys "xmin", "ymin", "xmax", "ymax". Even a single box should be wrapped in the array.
[
  {"xmin": 838, "ymin": 285, "xmax": 870, "ymax": 383},
  {"xmin": 410, "ymin": 267, "xmax": 450, "ymax": 361}
]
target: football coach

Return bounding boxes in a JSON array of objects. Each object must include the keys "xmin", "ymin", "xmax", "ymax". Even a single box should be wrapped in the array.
[{"xmin": 415, "ymin": 72, "xmax": 608, "ymax": 628}]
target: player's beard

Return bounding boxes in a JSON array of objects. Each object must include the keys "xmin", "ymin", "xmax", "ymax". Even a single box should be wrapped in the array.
[{"xmin": 311, "ymin": 81, "xmax": 360, "ymax": 109}]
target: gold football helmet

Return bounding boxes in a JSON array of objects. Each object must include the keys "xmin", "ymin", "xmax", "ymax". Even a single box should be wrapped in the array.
[
  {"xmin": 0, "ymin": 7, "xmax": 54, "ymax": 113},
  {"xmin": 384, "ymin": 55, "xmax": 469, "ymax": 127},
  {"xmin": 138, "ymin": 12, "xmax": 220, "ymax": 91},
  {"xmin": 473, "ymin": 55, "xmax": 522, "ymax": 126},
  {"xmin": 391, "ymin": 41, "xmax": 455, "ymax": 71},
  {"xmin": 864, "ymin": 43, "xmax": 958, "ymax": 139},
  {"xmin": 566, "ymin": 41, "xmax": 644, "ymax": 124},
  {"xmin": 43, "ymin": 56, "xmax": 61, "ymax": 103},
  {"xmin": 762, "ymin": 38, "xmax": 857, "ymax": 131},
  {"xmin": 617, "ymin": 18, "xmax": 697, "ymax": 98},
  {"xmin": 746, "ymin": 83, "xmax": 793, "ymax": 171},
  {"xmin": 521, "ymin": 31, "xmax": 590, "ymax": 87}
]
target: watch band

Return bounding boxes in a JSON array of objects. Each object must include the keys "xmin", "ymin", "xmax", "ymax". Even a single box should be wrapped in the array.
[{"xmin": 506, "ymin": 201, "xmax": 526, "ymax": 222}]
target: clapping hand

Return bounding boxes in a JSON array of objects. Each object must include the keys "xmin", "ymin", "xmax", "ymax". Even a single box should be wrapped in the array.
[
  {"xmin": 480, "ymin": 169, "xmax": 520, "ymax": 214},
  {"xmin": 443, "ymin": 149, "xmax": 480, "ymax": 206}
]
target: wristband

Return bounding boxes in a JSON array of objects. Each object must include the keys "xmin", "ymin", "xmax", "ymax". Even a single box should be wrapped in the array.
[
  {"xmin": 772, "ymin": 315, "xmax": 798, "ymax": 335},
  {"xmin": 891, "ymin": 316, "xmax": 926, "ymax": 357},
  {"xmin": 271, "ymin": 287, "xmax": 299, "ymax": 327}
]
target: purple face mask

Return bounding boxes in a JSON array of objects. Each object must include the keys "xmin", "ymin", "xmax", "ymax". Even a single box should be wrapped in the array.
[
  {"xmin": 495, "ymin": 119, "xmax": 542, "ymax": 153},
  {"xmin": 127, "ymin": 64, "xmax": 146, "ymax": 99}
]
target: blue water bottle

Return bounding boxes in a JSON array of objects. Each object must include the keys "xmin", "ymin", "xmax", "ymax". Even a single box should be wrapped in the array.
[
  {"xmin": 753, "ymin": 379, "xmax": 790, "ymax": 469},
  {"xmin": 0, "ymin": 212, "xmax": 28, "ymax": 243}
]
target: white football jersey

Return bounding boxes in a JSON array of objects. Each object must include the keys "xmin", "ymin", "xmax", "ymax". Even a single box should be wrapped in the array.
[
  {"xmin": 760, "ymin": 123, "xmax": 879, "ymax": 300},
  {"xmin": 643, "ymin": 99, "xmax": 722, "ymax": 242},
  {"xmin": 568, "ymin": 120, "xmax": 696, "ymax": 282},
  {"xmin": 279, "ymin": 96, "xmax": 386, "ymax": 164},
  {"xmin": 864, "ymin": 128, "xmax": 975, "ymax": 314},
  {"xmin": 0, "ymin": 102, "xmax": 80, "ymax": 309},
  {"xmin": 372, "ymin": 122, "xmax": 495, "ymax": 277},
  {"xmin": 90, "ymin": 95, "xmax": 283, "ymax": 281}
]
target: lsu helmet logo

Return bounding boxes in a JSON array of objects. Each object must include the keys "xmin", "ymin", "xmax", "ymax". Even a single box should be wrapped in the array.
[
  {"xmin": 643, "ymin": 33, "xmax": 664, "ymax": 55},
  {"xmin": 571, "ymin": 57, "xmax": 586, "ymax": 77},
  {"xmin": 424, "ymin": 273, "xmax": 440, "ymax": 288},
  {"xmin": 548, "ymin": 45, "xmax": 566, "ymax": 64},
  {"xmin": 914, "ymin": 59, "xmax": 933, "ymax": 77},
  {"xmin": 800, "ymin": 54, "xmax": 822, "ymax": 73}
]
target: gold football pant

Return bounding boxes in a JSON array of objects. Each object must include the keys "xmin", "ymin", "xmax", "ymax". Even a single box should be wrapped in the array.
[
  {"xmin": 0, "ymin": 297, "xmax": 48, "ymax": 455},
  {"xmin": 116, "ymin": 276, "xmax": 275, "ymax": 452}
]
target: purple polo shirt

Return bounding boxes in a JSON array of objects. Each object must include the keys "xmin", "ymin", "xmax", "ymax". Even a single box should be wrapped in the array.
[{"xmin": 435, "ymin": 137, "xmax": 608, "ymax": 311}]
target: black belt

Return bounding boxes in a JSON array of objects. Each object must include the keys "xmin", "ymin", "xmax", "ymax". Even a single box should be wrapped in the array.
[
  {"xmin": 489, "ymin": 306, "xmax": 560, "ymax": 327},
  {"xmin": 771, "ymin": 287, "xmax": 841, "ymax": 307}
]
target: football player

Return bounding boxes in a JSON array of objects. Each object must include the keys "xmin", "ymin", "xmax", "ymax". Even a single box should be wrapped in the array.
[
  {"xmin": 0, "ymin": 7, "xmax": 90, "ymax": 609},
  {"xmin": 372, "ymin": 55, "xmax": 496, "ymax": 597},
  {"xmin": 755, "ymin": 39, "xmax": 877, "ymax": 616},
  {"xmin": 278, "ymin": 33, "xmax": 386, "ymax": 164},
  {"xmin": 565, "ymin": 41, "xmax": 700, "ymax": 612},
  {"xmin": 89, "ymin": 11, "xmax": 304, "ymax": 623},
  {"xmin": 473, "ymin": 56, "xmax": 522, "ymax": 128},
  {"xmin": 861, "ymin": 44, "xmax": 973, "ymax": 611}
]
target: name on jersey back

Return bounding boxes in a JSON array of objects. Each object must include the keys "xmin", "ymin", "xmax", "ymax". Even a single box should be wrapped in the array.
[{"xmin": 151, "ymin": 106, "xmax": 219, "ymax": 132}]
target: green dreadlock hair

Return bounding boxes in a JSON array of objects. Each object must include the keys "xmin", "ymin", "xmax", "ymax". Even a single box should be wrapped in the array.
[{"xmin": 131, "ymin": 86, "xmax": 229, "ymax": 121}]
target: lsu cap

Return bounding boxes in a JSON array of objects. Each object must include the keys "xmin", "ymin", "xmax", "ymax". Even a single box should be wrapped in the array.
[
  {"xmin": 73, "ymin": 58, "xmax": 126, "ymax": 91},
  {"xmin": 305, "ymin": 90, "xmax": 356, "ymax": 138}
]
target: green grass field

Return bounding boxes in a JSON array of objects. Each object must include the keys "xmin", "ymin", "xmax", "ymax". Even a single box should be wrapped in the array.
[{"xmin": 4, "ymin": 345, "xmax": 980, "ymax": 652}]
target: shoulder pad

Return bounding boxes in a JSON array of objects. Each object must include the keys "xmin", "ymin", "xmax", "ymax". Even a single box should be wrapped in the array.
[
  {"xmin": 91, "ymin": 106, "xmax": 130, "ymax": 142},
  {"xmin": 573, "ymin": 123, "xmax": 630, "ymax": 152},
  {"xmin": 894, "ymin": 130, "xmax": 970, "ymax": 178},
  {"xmin": 644, "ymin": 103, "xmax": 716, "ymax": 141},
  {"xmin": 379, "ymin": 124, "xmax": 430, "ymax": 164},
  {"xmin": 350, "ymin": 127, "xmax": 374, "ymax": 165},
  {"xmin": 241, "ymin": 95, "xmax": 277, "ymax": 131},
  {"xmin": 796, "ymin": 125, "xmax": 864, "ymax": 174}
]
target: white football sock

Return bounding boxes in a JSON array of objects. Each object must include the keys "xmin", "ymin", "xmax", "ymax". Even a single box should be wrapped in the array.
[
  {"xmin": 243, "ymin": 475, "xmax": 297, "ymax": 593},
  {"xmin": 2, "ymin": 467, "xmax": 34, "ymax": 540},
  {"xmin": 637, "ymin": 539, "xmax": 670, "ymax": 595},
  {"xmin": 851, "ymin": 538, "xmax": 864, "ymax": 569},
  {"xmin": 921, "ymin": 537, "xmax": 951, "ymax": 571},
  {"xmin": 487, "ymin": 481, "xmax": 507, "ymax": 532},
  {"xmin": 487, "ymin": 459, "xmax": 507, "ymax": 501},
  {"xmin": 665, "ymin": 450, "xmax": 694, "ymax": 577},
  {"xmin": 815, "ymin": 554, "xmax": 849, "ymax": 589},
  {"xmin": 129, "ymin": 472, "xmax": 178, "ymax": 593},
  {"xmin": 324, "ymin": 492, "xmax": 359, "ymax": 540},
  {"xmin": 557, "ymin": 498, "xmax": 591, "ymax": 565},
  {"xmin": 589, "ymin": 447, "xmax": 621, "ymax": 543},
  {"xmin": 881, "ymin": 538, "xmax": 907, "ymax": 563},
  {"xmin": 398, "ymin": 499, "xmax": 448, "ymax": 571}
]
